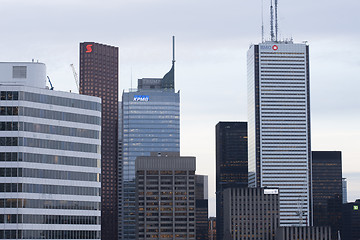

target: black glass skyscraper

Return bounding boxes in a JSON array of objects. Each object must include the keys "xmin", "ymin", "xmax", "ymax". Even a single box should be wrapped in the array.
[
  {"xmin": 312, "ymin": 151, "xmax": 342, "ymax": 239},
  {"xmin": 215, "ymin": 122, "xmax": 248, "ymax": 240},
  {"xmin": 342, "ymin": 200, "xmax": 360, "ymax": 240}
]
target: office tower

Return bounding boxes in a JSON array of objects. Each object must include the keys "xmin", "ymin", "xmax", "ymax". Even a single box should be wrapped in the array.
[
  {"xmin": 247, "ymin": 41, "xmax": 311, "ymax": 226},
  {"xmin": 342, "ymin": 200, "xmax": 360, "ymax": 240},
  {"xmin": 195, "ymin": 175, "xmax": 209, "ymax": 240},
  {"xmin": 79, "ymin": 42, "xmax": 119, "ymax": 240},
  {"xmin": 208, "ymin": 217, "xmax": 216, "ymax": 240},
  {"xmin": 275, "ymin": 226, "xmax": 331, "ymax": 240},
  {"xmin": 223, "ymin": 188, "xmax": 279, "ymax": 239},
  {"xmin": 312, "ymin": 151, "xmax": 342, "ymax": 239},
  {"xmin": 119, "ymin": 39, "xmax": 179, "ymax": 239},
  {"xmin": 135, "ymin": 152, "xmax": 196, "ymax": 240},
  {"xmin": 0, "ymin": 62, "xmax": 101, "ymax": 239},
  {"xmin": 342, "ymin": 178, "xmax": 347, "ymax": 204},
  {"xmin": 215, "ymin": 122, "xmax": 248, "ymax": 239}
]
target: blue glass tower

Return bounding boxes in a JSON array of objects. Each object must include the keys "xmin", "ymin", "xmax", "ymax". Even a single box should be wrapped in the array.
[{"xmin": 118, "ymin": 37, "xmax": 180, "ymax": 239}]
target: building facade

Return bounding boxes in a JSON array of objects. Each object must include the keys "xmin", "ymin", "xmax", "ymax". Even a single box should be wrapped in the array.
[
  {"xmin": 247, "ymin": 41, "xmax": 311, "ymax": 226},
  {"xmin": 223, "ymin": 187, "xmax": 279, "ymax": 240},
  {"xmin": 342, "ymin": 200, "xmax": 360, "ymax": 240},
  {"xmin": 79, "ymin": 42, "xmax": 119, "ymax": 240},
  {"xmin": 208, "ymin": 217, "xmax": 216, "ymax": 240},
  {"xmin": 275, "ymin": 226, "xmax": 331, "ymax": 240},
  {"xmin": 195, "ymin": 175, "xmax": 208, "ymax": 240},
  {"xmin": 0, "ymin": 62, "xmax": 101, "ymax": 239},
  {"xmin": 215, "ymin": 122, "xmax": 248, "ymax": 240},
  {"xmin": 135, "ymin": 152, "xmax": 196, "ymax": 240},
  {"xmin": 119, "ymin": 63, "xmax": 179, "ymax": 239},
  {"xmin": 312, "ymin": 151, "xmax": 342, "ymax": 239},
  {"xmin": 342, "ymin": 178, "xmax": 347, "ymax": 204}
]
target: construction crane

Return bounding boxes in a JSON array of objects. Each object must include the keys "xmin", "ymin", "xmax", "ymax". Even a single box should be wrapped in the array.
[
  {"xmin": 70, "ymin": 64, "xmax": 79, "ymax": 91},
  {"xmin": 47, "ymin": 76, "xmax": 54, "ymax": 90}
]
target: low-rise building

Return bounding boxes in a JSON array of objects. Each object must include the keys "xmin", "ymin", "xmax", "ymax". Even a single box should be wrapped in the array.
[{"xmin": 223, "ymin": 187, "xmax": 279, "ymax": 239}]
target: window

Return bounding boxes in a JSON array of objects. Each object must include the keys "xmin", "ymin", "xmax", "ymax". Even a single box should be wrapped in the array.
[{"xmin": 12, "ymin": 66, "xmax": 27, "ymax": 78}]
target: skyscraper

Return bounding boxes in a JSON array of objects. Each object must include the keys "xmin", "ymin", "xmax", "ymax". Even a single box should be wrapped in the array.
[
  {"xmin": 215, "ymin": 122, "xmax": 248, "ymax": 239},
  {"xmin": 0, "ymin": 62, "xmax": 101, "ymax": 239},
  {"xmin": 247, "ymin": 41, "xmax": 311, "ymax": 226},
  {"xmin": 119, "ymin": 38, "xmax": 180, "ymax": 239},
  {"xmin": 312, "ymin": 151, "xmax": 342, "ymax": 239},
  {"xmin": 79, "ymin": 42, "xmax": 119, "ymax": 240}
]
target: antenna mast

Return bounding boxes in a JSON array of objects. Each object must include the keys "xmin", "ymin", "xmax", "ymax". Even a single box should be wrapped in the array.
[
  {"xmin": 270, "ymin": 0, "xmax": 275, "ymax": 42},
  {"xmin": 275, "ymin": 0, "xmax": 278, "ymax": 41},
  {"xmin": 172, "ymin": 36, "xmax": 175, "ymax": 65},
  {"xmin": 261, "ymin": 0, "xmax": 264, "ymax": 42}
]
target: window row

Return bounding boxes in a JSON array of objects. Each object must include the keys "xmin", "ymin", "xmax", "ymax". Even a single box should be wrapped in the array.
[
  {"xmin": 0, "ymin": 152, "xmax": 99, "ymax": 168},
  {"xmin": 0, "ymin": 214, "xmax": 99, "ymax": 225},
  {"xmin": 0, "ymin": 122, "xmax": 100, "ymax": 140},
  {"xmin": 0, "ymin": 107, "xmax": 100, "ymax": 125},
  {"xmin": 0, "ymin": 168, "xmax": 99, "ymax": 182},
  {"xmin": 0, "ymin": 137, "xmax": 99, "ymax": 153},
  {"xmin": 0, "ymin": 183, "xmax": 100, "ymax": 196},
  {"xmin": 0, "ymin": 91, "xmax": 18, "ymax": 101},
  {"xmin": 0, "ymin": 230, "xmax": 100, "ymax": 239},
  {"xmin": 0, "ymin": 198, "xmax": 100, "ymax": 210},
  {"xmin": 23, "ymin": 91, "xmax": 101, "ymax": 111}
]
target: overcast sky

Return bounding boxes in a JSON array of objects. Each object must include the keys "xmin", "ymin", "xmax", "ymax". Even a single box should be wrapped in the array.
[{"xmin": 1, "ymin": 0, "xmax": 359, "ymax": 216}]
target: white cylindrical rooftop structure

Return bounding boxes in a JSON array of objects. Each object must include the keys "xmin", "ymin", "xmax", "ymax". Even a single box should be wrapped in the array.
[{"xmin": 0, "ymin": 62, "xmax": 46, "ymax": 89}]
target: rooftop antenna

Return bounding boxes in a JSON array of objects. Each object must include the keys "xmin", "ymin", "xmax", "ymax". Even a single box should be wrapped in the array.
[
  {"xmin": 275, "ymin": 0, "xmax": 278, "ymax": 41},
  {"xmin": 270, "ymin": 0, "xmax": 275, "ymax": 42},
  {"xmin": 261, "ymin": 0, "xmax": 264, "ymax": 42},
  {"xmin": 172, "ymin": 36, "xmax": 175, "ymax": 65}
]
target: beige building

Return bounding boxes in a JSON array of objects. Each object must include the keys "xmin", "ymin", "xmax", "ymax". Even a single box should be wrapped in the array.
[
  {"xmin": 135, "ymin": 152, "xmax": 196, "ymax": 240},
  {"xmin": 223, "ymin": 187, "xmax": 279, "ymax": 240}
]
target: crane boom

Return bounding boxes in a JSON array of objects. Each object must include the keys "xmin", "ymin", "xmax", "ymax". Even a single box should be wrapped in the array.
[
  {"xmin": 70, "ymin": 64, "xmax": 79, "ymax": 91},
  {"xmin": 47, "ymin": 76, "xmax": 54, "ymax": 90}
]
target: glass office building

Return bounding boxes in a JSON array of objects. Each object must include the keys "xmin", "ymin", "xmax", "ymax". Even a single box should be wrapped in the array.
[
  {"xmin": 247, "ymin": 41, "xmax": 311, "ymax": 226},
  {"xmin": 0, "ymin": 62, "xmax": 101, "ymax": 239},
  {"xmin": 312, "ymin": 151, "xmax": 342, "ymax": 239},
  {"xmin": 215, "ymin": 122, "xmax": 248, "ymax": 240},
  {"xmin": 119, "ymin": 60, "xmax": 180, "ymax": 239}
]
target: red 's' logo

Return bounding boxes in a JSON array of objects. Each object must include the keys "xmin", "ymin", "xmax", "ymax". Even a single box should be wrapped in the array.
[
  {"xmin": 272, "ymin": 45, "xmax": 278, "ymax": 51},
  {"xmin": 86, "ymin": 44, "xmax": 93, "ymax": 53}
]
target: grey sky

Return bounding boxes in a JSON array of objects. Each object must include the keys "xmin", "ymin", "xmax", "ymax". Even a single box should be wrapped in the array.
[{"xmin": 1, "ymin": 0, "xmax": 359, "ymax": 216}]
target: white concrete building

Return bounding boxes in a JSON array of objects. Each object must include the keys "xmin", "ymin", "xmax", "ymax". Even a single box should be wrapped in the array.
[
  {"xmin": 247, "ymin": 41, "xmax": 311, "ymax": 226},
  {"xmin": 0, "ymin": 62, "xmax": 101, "ymax": 239}
]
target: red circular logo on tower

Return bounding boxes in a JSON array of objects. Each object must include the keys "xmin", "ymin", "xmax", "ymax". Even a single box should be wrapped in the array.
[{"xmin": 272, "ymin": 45, "xmax": 278, "ymax": 51}]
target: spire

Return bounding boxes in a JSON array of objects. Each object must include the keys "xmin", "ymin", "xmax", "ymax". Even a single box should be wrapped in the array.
[
  {"xmin": 161, "ymin": 36, "xmax": 175, "ymax": 90},
  {"xmin": 270, "ymin": 0, "xmax": 275, "ymax": 41},
  {"xmin": 275, "ymin": 0, "xmax": 278, "ymax": 41}
]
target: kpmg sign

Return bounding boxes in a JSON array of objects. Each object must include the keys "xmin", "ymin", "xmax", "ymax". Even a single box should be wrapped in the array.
[{"xmin": 133, "ymin": 95, "xmax": 149, "ymax": 102}]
